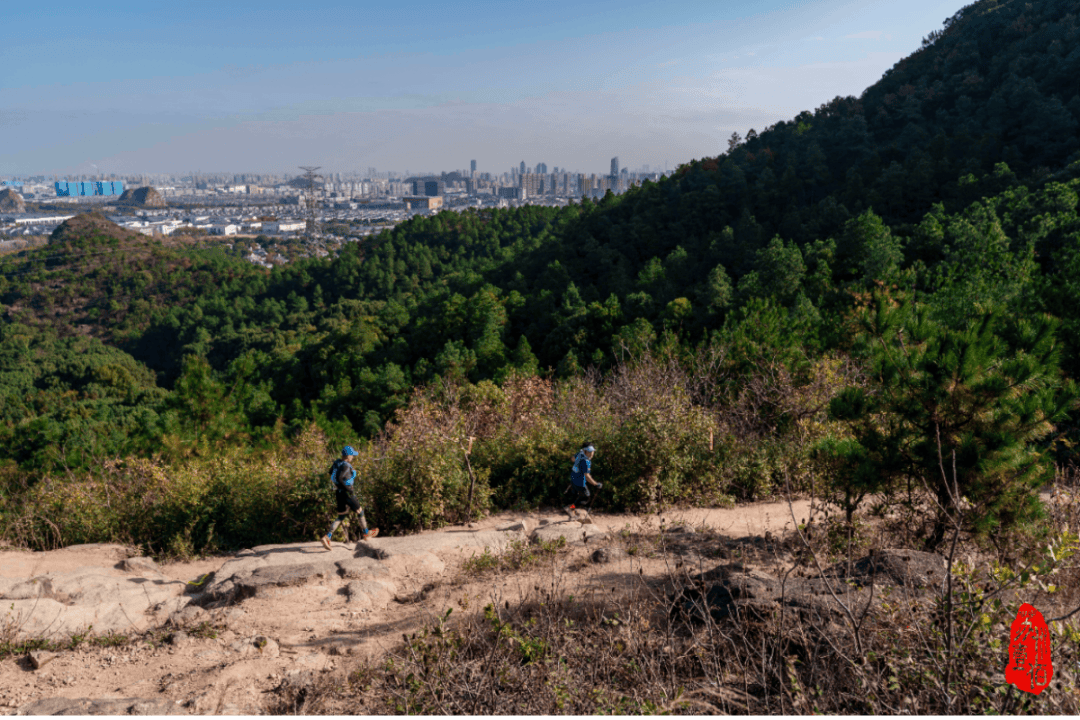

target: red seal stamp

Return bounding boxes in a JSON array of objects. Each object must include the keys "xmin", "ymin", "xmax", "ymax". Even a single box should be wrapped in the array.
[{"xmin": 1005, "ymin": 603, "xmax": 1053, "ymax": 695}]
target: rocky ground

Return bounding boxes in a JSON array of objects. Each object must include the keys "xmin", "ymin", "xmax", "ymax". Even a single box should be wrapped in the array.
[
  {"xmin": 0, "ymin": 498, "xmax": 812, "ymax": 716},
  {"xmin": 0, "ymin": 496, "xmax": 910, "ymax": 715}
]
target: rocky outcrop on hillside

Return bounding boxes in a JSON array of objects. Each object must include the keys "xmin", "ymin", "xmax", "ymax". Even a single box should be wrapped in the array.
[
  {"xmin": 0, "ymin": 187, "xmax": 27, "ymax": 212},
  {"xmin": 0, "ymin": 527, "xmax": 534, "ymax": 642},
  {"xmin": 671, "ymin": 548, "xmax": 945, "ymax": 626},
  {"xmin": 117, "ymin": 185, "xmax": 166, "ymax": 207}
]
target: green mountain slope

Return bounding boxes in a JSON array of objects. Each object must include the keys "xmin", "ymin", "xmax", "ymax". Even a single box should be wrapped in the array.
[{"xmin": 1, "ymin": 0, "xmax": 1078, "ymax": 474}]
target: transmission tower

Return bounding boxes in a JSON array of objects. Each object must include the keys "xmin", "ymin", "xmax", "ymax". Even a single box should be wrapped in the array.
[{"xmin": 298, "ymin": 166, "xmax": 321, "ymax": 237}]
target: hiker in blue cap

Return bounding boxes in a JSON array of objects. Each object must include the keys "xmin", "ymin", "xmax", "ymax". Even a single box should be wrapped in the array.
[
  {"xmin": 322, "ymin": 445, "xmax": 379, "ymax": 550},
  {"xmin": 564, "ymin": 443, "xmax": 601, "ymax": 520}
]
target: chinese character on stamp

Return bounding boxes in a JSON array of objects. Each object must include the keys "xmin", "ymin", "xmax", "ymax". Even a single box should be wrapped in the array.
[{"xmin": 1005, "ymin": 603, "xmax": 1053, "ymax": 695}]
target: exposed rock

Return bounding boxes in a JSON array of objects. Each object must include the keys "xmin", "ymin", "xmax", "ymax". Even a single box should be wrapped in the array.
[
  {"xmin": 336, "ymin": 557, "xmax": 391, "ymax": 580},
  {"xmin": 729, "ymin": 598, "xmax": 781, "ymax": 623},
  {"xmin": 28, "ymin": 650, "xmax": 57, "ymax": 670},
  {"xmin": 0, "ymin": 188, "xmax": 27, "ymax": 212},
  {"xmin": 197, "ymin": 543, "xmax": 346, "ymax": 605},
  {"xmin": 531, "ymin": 522, "xmax": 606, "ymax": 545},
  {"xmin": 3, "ymin": 567, "xmax": 182, "ymax": 640},
  {"xmin": 353, "ymin": 529, "xmax": 523, "ymax": 560},
  {"xmin": 382, "ymin": 552, "xmax": 445, "ymax": 577},
  {"xmin": 3, "ymin": 578, "xmax": 56, "ymax": 601},
  {"xmin": 16, "ymin": 696, "xmax": 181, "ymax": 715},
  {"xmin": 230, "ymin": 635, "xmax": 280, "ymax": 658},
  {"xmin": 674, "ymin": 552, "xmax": 934, "ymax": 625},
  {"xmin": 394, "ymin": 581, "xmax": 439, "ymax": 604},
  {"xmin": 233, "ymin": 564, "xmax": 327, "ymax": 601},
  {"xmin": 0, "ymin": 577, "xmax": 18, "ymax": 596},
  {"xmin": 346, "ymin": 579, "xmax": 396, "ymax": 609},
  {"xmin": 590, "ymin": 547, "xmax": 628, "ymax": 564},
  {"xmin": 497, "ymin": 519, "xmax": 534, "ymax": 535},
  {"xmin": 117, "ymin": 186, "xmax": 166, "ymax": 207},
  {"xmin": 782, "ymin": 593, "xmax": 852, "ymax": 625},
  {"xmin": 167, "ymin": 604, "xmax": 207, "ymax": 627},
  {"xmin": 822, "ymin": 549, "xmax": 945, "ymax": 589},
  {"xmin": 119, "ymin": 556, "xmax": 160, "ymax": 574}
]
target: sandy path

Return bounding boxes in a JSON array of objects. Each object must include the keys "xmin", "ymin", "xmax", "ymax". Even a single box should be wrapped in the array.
[{"xmin": 0, "ymin": 498, "xmax": 815, "ymax": 714}]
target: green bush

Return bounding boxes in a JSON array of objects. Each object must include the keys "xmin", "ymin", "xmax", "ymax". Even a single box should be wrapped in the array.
[
  {"xmin": 366, "ymin": 387, "xmax": 491, "ymax": 532},
  {"xmin": 824, "ymin": 299, "xmax": 1077, "ymax": 547},
  {"xmin": 2, "ymin": 424, "xmax": 334, "ymax": 557}
]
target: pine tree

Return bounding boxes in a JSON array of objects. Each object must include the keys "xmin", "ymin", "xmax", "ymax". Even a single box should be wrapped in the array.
[{"xmin": 824, "ymin": 297, "xmax": 1076, "ymax": 547}]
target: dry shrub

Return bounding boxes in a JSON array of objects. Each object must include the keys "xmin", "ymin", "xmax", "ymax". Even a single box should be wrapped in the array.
[
  {"xmin": 365, "ymin": 382, "xmax": 492, "ymax": 532},
  {"xmin": 311, "ymin": 515, "xmax": 1080, "ymax": 716},
  {"xmin": 367, "ymin": 348, "xmax": 859, "ymax": 515},
  {"xmin": 713, "ymin": 354, "xmax": 863, "ymax": 499},
  {"xmin": 2, "ymin": 423, "xmax": 334, "ymax": 557}
]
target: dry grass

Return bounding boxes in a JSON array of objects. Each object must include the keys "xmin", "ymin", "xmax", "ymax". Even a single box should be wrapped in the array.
[{"xmin": 263, "ymin": 469, "xmax": 1080, "ymax": 715}]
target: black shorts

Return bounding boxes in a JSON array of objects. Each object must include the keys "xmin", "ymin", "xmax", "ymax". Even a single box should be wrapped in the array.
[
  {"xmin": 335, "ymin": 488, "xmax": 361, "ymax": 514},
  {"xmin": 571, "ymin": 485, "xmax": 590, "ymax": 505}
]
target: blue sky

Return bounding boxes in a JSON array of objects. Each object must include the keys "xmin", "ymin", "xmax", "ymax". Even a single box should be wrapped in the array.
[{"xmin": 1, "ymin": 0, "xmax": 969, "ymax": 177}]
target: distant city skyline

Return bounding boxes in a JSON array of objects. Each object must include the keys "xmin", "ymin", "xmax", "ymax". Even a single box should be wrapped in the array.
[{"xmin": 1, "ymin": 0, "xmax": 970, "ymax": 176}]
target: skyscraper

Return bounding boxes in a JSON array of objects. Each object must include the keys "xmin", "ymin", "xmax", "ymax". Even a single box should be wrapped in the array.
[
  {"xmin": 470, "ymin": 159, "xmax": 477, "ymax": 177},
  {"xmin": 521, "ymin": 173, "xmax": 543, "ymax": 197},
  {"xmin": 610, "ymin": 157, "xmax": 619, "ymax": 178},
  {"xmin": 520, "ymin": 161, "xmax": 526, "ymax": 175}
]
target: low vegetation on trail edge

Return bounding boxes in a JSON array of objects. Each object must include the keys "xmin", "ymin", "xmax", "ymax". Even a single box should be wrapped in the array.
[{"xmin": 267, "ymin": 486, "xmax": 1080, "ymax": 715}]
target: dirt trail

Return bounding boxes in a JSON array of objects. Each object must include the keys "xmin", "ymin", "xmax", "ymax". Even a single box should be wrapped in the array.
[{"xmin": 0, "ymin": 499, "xmax": 813, "ymax": 715}]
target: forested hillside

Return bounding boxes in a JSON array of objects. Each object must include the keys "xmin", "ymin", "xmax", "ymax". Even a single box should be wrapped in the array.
[{"xmin": 1, "ymin": 0, "xmax": 1078, "ymax": 553}]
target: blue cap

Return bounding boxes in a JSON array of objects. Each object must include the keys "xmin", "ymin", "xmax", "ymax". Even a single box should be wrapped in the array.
[
  {"xmin": 584, "ymin": 445, "xmax": 595, "ymax": 453},
  {"xmin": 343, "ymin": 446, "xmax": 358, "ymax": 456}
]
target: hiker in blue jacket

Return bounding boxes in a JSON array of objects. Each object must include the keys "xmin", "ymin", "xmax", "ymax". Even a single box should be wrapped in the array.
[
  {"xmin": 322, "ymin": 446, "xmax": 379, "ymax": 550},
  {"xmin": 564, "ymin": 444, "xmax": 601, "ymax": 520}
]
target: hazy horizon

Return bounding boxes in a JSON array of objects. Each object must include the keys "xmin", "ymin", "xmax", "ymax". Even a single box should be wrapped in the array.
[{"xmin": 2, "ymin": 0, "xmax": 969, "ymax": 177}]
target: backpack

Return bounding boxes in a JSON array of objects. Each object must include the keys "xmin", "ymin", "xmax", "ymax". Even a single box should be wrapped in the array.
[{"xmin": 329, "ymin": 459, "xmax": 352, "ymax": 490}]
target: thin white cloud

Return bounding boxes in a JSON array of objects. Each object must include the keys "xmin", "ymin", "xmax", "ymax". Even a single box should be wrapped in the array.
[
  {"xmin": 844, "ymin": 30, "xmax": 884, "ymax": 40},
  {"xmin": 802, "ymin": 36, "xmax": 825, "ymax": 41},
  {"xmin": 657, "ymin": 59, "xmax": 678, "ymax": 68}
]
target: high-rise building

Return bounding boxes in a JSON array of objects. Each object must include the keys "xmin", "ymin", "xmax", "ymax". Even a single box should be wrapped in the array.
[
  {"xmin": 610, "ymin": 157, "xmax": 619, "ymax": 178},
  {"xmin": 470, "ymin": 159, "xmax": 476, "ymax": 177},
  {"xmin": 536, "ymin": 162, "xmax": 548, "ymax": 175},
  {"xmin": 520, "ymin": 161, "xmax": 526, "ymax": 175},
  {"xmin": 520, "ymin": 173, "xmax": 543, "ymax": 197}
]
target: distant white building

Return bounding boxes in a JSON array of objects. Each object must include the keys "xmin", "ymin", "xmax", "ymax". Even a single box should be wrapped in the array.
[
  {"xmin": 8, "ymin": 215, "xmax": 75, "ymax": 226},
  {"xmin": 210, "ymin": 224, "xmax": 239, "ymax": 236},
  {"xmin": 264, "ymin": 221, "xmax": 305, "ymax": 233}
]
